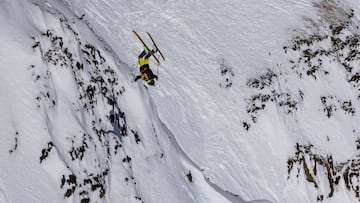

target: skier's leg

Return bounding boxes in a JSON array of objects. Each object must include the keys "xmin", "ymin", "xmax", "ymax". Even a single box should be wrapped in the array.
[
  {"xmin": 145, "ymin": 52, "xmax": 152, "ymax": 59},
  {"xmin": 139, "ymin": 58, "xmax": 149, "ymax": 67},
  {"xmin": 138, "ymin": 49, "xmax": 150, "ymax": 67},
  {"xmin": 138, "ymin": 49, "xmax": 147, "ymax": 58},
  {"xmin": 138, "ymin": 58, "xmax": 144, "ymax": 66}
]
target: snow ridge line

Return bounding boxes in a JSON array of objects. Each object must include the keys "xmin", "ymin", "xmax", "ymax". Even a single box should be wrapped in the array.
[{"xmin": 41, "ymin": 0, "xmax": 132, "ymax": 77}]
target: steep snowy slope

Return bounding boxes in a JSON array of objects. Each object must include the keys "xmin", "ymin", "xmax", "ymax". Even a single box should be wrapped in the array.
[
  {"xmin": 63, "ymin": 0, "xmax": 360, "ymax": 202},
  {"xmin": 2, "ymin": 0, "xmax": 360, "ymax": 203},
  {"xmin": 0, "ymin": 0, "xmax": 252, "ymax": 203}
]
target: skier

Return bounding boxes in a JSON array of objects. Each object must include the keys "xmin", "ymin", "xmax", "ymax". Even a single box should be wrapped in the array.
[{"xmin": 134, "ymin": 48, "xmax": 158, "ymax": 86}]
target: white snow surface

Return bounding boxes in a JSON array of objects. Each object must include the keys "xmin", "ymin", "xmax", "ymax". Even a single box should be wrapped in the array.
[{"xmin": 2, "ymin": 0, "xmax": 360, "ymax": 202}]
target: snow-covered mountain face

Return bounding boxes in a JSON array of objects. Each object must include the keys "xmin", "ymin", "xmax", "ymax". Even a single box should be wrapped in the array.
[{"xmin": 2, "ymin": 0, "xmax": 360, "ymax": 202}]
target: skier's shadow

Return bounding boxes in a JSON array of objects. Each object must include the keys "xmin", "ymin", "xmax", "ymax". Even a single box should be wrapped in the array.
[{"xmin": 105, "ymin": 108, "xmax": 122, "ymax": 142}]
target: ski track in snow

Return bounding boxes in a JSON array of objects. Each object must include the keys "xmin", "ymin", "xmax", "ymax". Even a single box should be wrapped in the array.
[{"xmin": 0, "ymin": 180, "xmax": 8, "ymax": 203}]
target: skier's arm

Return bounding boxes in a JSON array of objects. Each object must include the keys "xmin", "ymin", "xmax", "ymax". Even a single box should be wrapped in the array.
[{"xmin": 134, "ymin": 75, "xmax": 141, "ymax": 81}]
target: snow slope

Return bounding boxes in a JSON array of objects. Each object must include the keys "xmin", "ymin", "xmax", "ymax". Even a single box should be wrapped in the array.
[{"xmin": 2, "ymin": 0, "xmax": 360, "ymax": 202}]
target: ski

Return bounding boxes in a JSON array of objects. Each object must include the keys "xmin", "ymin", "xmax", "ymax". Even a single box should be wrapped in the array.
[
  {"xmin": 132, "ymin": 30, "xmax": 160, "ymax": 66},
  {"xmin": 146, "ymin": 32, "xmax": 165, "ymax": 61}
]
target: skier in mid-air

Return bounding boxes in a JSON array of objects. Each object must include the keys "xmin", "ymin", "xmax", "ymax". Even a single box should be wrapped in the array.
[{"xmin": 134, "ymin": 48, "xmax": 158, "ymax": 86}]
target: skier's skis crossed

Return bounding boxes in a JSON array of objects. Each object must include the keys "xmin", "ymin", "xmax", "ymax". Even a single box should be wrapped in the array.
[
  {"xmin": 133, "ymin": 30, "xmax": 159, "ymax": 65},
  {"xmin": 132, "ymin": 30, "xmax": 165, "ymax": 65}
]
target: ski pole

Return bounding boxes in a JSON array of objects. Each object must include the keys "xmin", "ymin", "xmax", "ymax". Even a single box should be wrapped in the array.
[
  {"xmin": 156, "ymin": 64, "xmax": 160, "ymax": 78},
  {"xmin": 132, "ymin": 63, "xmax": 139, "ymax": 81}
]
